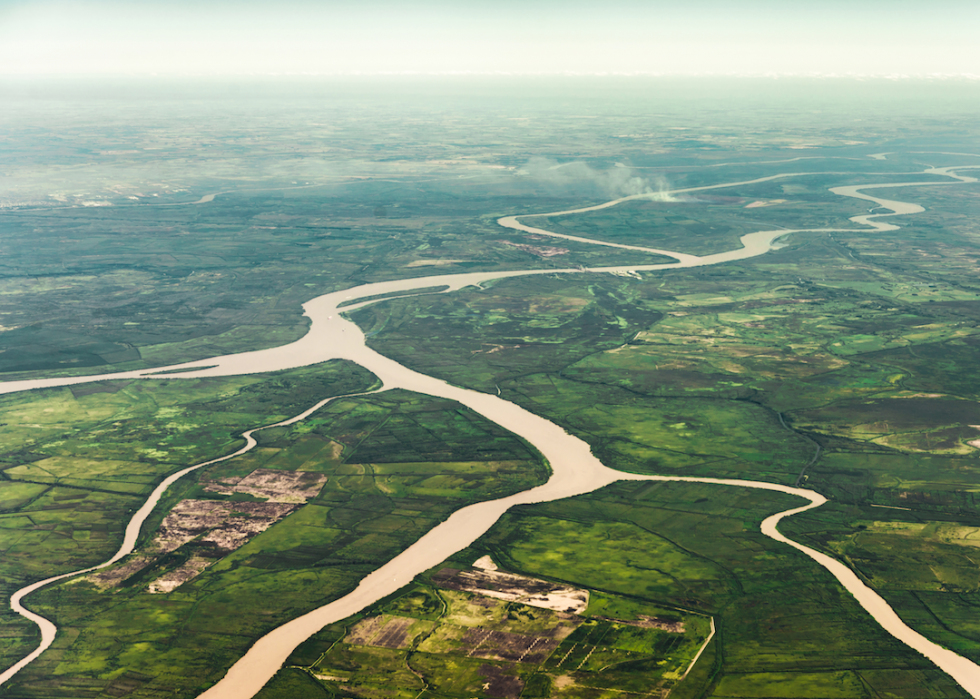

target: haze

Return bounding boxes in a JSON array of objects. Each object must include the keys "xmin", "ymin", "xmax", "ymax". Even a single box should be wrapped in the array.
[{"xmin": 1, "ymin": 0, "xmax": 979, "ymax": 77}]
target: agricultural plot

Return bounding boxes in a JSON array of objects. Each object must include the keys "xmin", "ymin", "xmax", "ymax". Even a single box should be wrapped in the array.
[
  {"xmin": 261, "ymin": 565, "xmax": 706, "ymax": 699},
  {"xmin": 202, "ymin": 468, "xmax": 328, "ymax": 502},
  {"xmin": 433, "ymin": 566, "xmax": 589, "ymax": 613},
  {"xmin": 89, "ymin": 482, "xmax": 323, "ymax": 594}
]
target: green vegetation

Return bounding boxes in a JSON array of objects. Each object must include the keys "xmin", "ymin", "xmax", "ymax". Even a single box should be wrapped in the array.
[{"xmin": 257, "ymin": 570, "xmax": 710, "ymax": 699}]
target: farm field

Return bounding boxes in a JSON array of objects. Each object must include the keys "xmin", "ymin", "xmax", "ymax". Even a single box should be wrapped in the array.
[{"xmin": 257, "ymin": 567, "xmax": 711, "ymax": 699}]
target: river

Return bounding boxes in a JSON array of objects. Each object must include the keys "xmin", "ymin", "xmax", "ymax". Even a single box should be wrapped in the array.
[{"xmin": 1, "ymin": 167, "xmax": 979, "ymax": 698}]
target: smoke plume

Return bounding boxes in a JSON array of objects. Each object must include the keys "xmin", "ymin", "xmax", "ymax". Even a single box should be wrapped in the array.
[{"xmin": 516, "ymin": 158, "xmax": 676, "ymax": 201}]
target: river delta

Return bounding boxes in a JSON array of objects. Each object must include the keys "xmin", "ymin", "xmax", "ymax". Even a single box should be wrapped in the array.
[{"xmin": 2, "ymin": 78, "xmax": 980, "ymax": 699}]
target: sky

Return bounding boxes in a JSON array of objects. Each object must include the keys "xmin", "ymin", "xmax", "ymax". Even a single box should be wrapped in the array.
[{"xmin": 1, "ymin": 0, "xmax": 978, "ymax": 77}]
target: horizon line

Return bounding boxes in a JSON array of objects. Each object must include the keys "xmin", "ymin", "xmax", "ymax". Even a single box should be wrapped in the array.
[{"xmin": 3, "ymin": 71, "xmax": 980, "ymax": 81}]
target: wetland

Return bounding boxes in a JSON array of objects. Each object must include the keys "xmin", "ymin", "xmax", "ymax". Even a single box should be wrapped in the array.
[{"xmin": 2, "ymin": 77, "xmax": 980, "ymax": 699}]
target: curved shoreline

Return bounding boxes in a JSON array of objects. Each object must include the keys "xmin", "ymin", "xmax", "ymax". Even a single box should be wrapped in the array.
[
  {"xmin": 761, "ymin": 499, "xmax": 980, "ymax": 693},
  {"xmin": 2, "ymin": 166, "xmax": 979, "ymax": 697}
]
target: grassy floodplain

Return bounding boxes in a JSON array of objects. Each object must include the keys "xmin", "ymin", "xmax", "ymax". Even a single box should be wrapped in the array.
[{"xmin": 1, "ymin": 77, "xmax": 980, "ymax": 698}]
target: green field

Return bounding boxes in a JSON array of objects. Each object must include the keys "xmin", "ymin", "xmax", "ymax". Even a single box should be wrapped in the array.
[{"xmin": 257, "ymin": 564, "xmax": 712, "ymax": 699}]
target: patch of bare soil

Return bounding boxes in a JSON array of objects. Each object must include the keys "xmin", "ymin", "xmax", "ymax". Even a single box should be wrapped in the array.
[
  {"xmin": 201, "ymin": 502, "xmax": 297, "ymax": 549},
  {"xmin": 203, "ymin": 468, "xmax": 327, "ymax": 503},
  {"xmin": 406, "ymin": 259, "xmax": 465, "ymax": 267},
  {"xmin": 155, "ymin": 500, "xmax": 231, "ymax": 552},
  {"xmin": 477, "ymin": 664, "xmax": 524, "ymax": 699},
  {"xmin": 434, "ymin": 567, "xmax": 589, "ymax": 613},
  {"xmin": 148, "ymin": 555, "xmax": 213, "ymax": 593},
  {"xmin": 157, "ymin": 500, "xmax": 297, "ymax": 552},
  {"xmin": 473, "ymin": 555, "xmax": 498, "ymax": 571},
  {"xmin": 313, "ymin": 673, "xmax": 349, "ymax": 681},
  {"xmin": 89, "ymin": 499, "xmax": 301, "ymax": 592},
  {"xmin": 596, "ymin": 615, "xmax": 685, "ymax": 633},
  {"xmin": 346, "ymin": 615, "xmax": 418, "ymax": 649},
  {"xmin": 471, "ymin": 344, "xmax": 525, "ymax": 355},
  {"xmin": 346, "ymin": 616, "xmax": 386, "ymax": 645},
  {"xmin": 463, "ymin": 628, "xmax": 559, "ymax": 663},
  {"xmin": 88, "ymin": 555, "xmax": 153, "ymax": 589},
  {"xmin": 966, "ymin": 425, "xmax": 980, "ymax": 450},
  {"xmin": 372, "ymin": 617, "xmax": 415, "ymax": 649},
  {"xmin": 554, "ymin": 674, "xmax": 576, "ymax": 689},
  {"xmin": 144, "ymin": 500, "xmax": 297, "ymax": 593},
  {"xmin": 89, "ymin": 467, "xmax": 329, "ymax": 593}
]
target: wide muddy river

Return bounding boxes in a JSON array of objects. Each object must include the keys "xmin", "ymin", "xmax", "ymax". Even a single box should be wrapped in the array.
[{"xmin": 2, "ymin": 167, "xmax": 979, "ymax": 698}]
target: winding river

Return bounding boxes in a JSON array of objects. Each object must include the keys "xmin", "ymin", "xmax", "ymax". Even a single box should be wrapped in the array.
[{"xmin": 2, "ymin": 165, "xmax": 979, "ymax": 698}]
